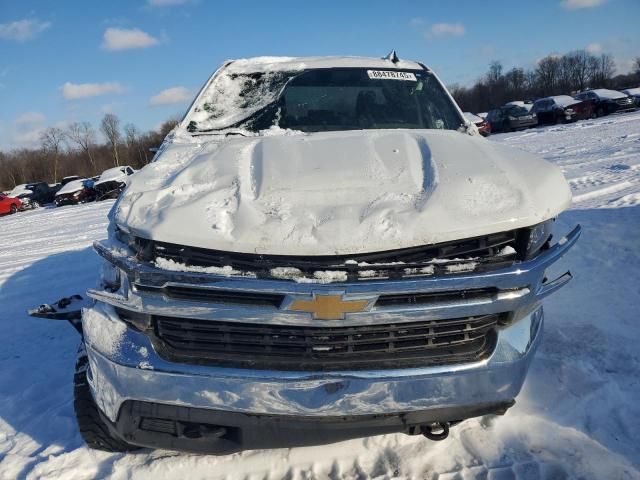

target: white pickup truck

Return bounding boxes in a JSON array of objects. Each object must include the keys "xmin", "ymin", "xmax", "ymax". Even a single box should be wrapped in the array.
[{"xmin": 66, "ymin": 55, "xmax": 580, "ymax": 453}]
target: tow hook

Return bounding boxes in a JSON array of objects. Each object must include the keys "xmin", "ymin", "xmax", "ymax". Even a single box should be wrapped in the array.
[{"xmin": 421, "ymin": 422, "xmax": 450, "ymax": 441}]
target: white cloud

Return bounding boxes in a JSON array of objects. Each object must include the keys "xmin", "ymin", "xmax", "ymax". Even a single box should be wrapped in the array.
[
  {"xmin": 102, "ymin": 27, "xmax": 160, "ymax": 51},
  {"xmin": 149, "ymin": 86, "xmax": 192, "ymax": 106},
  {"xmin": 409, "ymin": 17, "xmax": 425, "ymax": 27},
  {"xmin": 586, "ymin": 42, "xmax": 603, "ymax": 54},
  {"xmin": 61, "ymin": 82, "xmax": 125, "ymax": 100},
  {"xmin": 0, "ymin": 19, "xmax": 51, "ymax": 42},
  {"xmin": 15, "ymin": 112, "xmax": 46, "ymax": 125},
  {"xmin": 148, "ymin": 0, "xmax": 190, "ymax": 6},
  {"xmin": 614, "ymin": 57, "xmax": 636, "ymax": 74},
  {"xmin": 561, "ymin": 0, "xmax": 606, "ymax": 9},
  {"xmin": 429, "ymin": 22, "xmax": 465, "ymax": 38}
]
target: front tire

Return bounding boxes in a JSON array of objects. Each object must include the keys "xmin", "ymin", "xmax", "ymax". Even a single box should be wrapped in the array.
[
  {"xmin": 10, "ymin": 204, "xmax": 18, "ymax": 214},
  {"xmin": 74, "ymin": 345, "xmax": 140, "ymax": 452}
]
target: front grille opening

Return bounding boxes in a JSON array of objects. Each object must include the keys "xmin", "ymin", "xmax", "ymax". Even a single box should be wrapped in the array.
[
  {"xmin": 150, "ymin": 313, "xmax": 504, "ymax": 371},
  {"xmin": 135, "ymin": 284, "xmax": 285, "ymax": 308},
  {"xmin": 134, "ymin": 229, "xmax": 527, "ymax": 282}
]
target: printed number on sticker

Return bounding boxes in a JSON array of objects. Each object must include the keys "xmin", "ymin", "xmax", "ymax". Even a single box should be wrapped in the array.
[{"xmin": 367, "ymin": 70, "xmax": 417, "ymax": 81}]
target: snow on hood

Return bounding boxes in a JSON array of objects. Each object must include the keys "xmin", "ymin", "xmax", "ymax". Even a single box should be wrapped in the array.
[
  {"xmin": 8, "ymin": 184, "xmax": 32, "ymax": 197},
  {"xmin": 95, "ymin": 167, "xmax": 129, "ymax": 186},
  {"xmin": 550, "ymin": 95, "xmax": 581, "ymax": 107},
  {"xmin": 115, "ymin": 129, "xmax": 571, "ymax": 256},
  {"xmin": 590, "ymin": 89, "xmax": 627, "ymax": 100},
  {"xmin": 56, "ymin": 179, "xmax": 89, "ymax": 196}
]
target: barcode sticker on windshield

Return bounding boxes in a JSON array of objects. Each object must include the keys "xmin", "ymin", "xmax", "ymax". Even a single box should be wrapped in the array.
[{"xmin": 367, "ymin": 70, "xmax": 417, "ymax": 81}]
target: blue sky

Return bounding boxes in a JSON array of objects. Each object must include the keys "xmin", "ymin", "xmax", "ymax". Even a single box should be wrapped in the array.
[{"xmin": 1, "ymin": 0, "xmax": 638, "ymax": 150}]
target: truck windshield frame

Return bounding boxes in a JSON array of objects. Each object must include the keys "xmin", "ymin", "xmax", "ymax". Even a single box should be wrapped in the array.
[{"xmin": 188, "ymin": 67, "xmax": 465, "ymax": 134}]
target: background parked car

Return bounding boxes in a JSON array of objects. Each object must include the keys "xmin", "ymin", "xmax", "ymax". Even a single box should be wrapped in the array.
[
  {"xmin": 532, "ymin": 95, "xmax": 595, "ymax": 124},
  {"xmin": 505, "ymin": 100, "xmax": 534, "ymax": 112},
  {"xmin": 0, "ymin": 193, "xmax": 21, "ymax": 215},
  {"xmin": 622, "ymin": 87, "xmax": 640, "ymax": 107},
  {"xmin": 486, "ymin": 104, "xmax": 538, "ymax": 133},
  {"xmin": 574, "ymin": 89, "xmax": 635, "ymax": 117},
  {"xmin": 464, "ymin": 112, "xmax": 491, "ymax": 136},
  {"xmin": 94, "ymin": 165, "xmax": 136, "ymax": 199},
  {"xmin": 8, "ymin": 181, "xmax": 57, "ymax": 208},
  {"xmin": 54, "ymin": 179, "xmax": 97, "ymax": 206}
]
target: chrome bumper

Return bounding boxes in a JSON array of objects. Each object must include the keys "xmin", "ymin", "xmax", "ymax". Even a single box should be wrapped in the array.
[
  {"xmin": 83, "ymin": 225, "xmax": 580, "ymax": 423},
  {"xmin": 85, "ymin": 302, "xmax": 543, "ymax": 423}
]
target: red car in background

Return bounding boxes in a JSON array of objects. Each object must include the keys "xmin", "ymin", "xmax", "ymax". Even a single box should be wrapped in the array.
[
  {"xmin": 464, "ymin": 112, "xmax": 492, "ymax": 137},
  {"xmin": 0, "ymin": 193, "xmax": 22, "ymax": 215}
]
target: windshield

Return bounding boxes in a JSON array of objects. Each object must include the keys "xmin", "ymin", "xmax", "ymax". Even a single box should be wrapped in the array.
[
  {"xmin": 188, "ymin": 68, "xmax": 464, "ymax": 133},
  {"xmin": 505, "ymin": 106, "xmax": 529, "ymax": 117}
]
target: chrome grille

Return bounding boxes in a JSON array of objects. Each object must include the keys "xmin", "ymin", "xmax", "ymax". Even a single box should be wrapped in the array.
[{"xmin": 149, "ymin": 313, "xmax": 503, "ymax": 371}]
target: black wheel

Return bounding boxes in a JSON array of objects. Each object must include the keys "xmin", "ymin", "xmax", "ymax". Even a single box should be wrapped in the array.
[
  {"xmin": 74, "ymin": 345, "xmax": 140, "ymax": 452},
  {"xmin": 596, "ymin": 107, "xmax": 605, "ymax": 117},
  {"xmin": 31, "ymin": 200, "xmax": 40, "ymax": 209},
  {"xmin": 10, "ymin": 204, "xmax": 18, "ymax": 214}
]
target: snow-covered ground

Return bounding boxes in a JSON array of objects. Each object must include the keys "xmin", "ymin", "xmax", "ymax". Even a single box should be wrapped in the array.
[{"xmin": 1, "ymin": 111, "xmax": 639, "ymax": 479}]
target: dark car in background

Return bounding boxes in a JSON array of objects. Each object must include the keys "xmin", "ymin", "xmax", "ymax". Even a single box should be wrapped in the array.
[
  {"xmin": 0, "ymin": 193, "xmax": 22, "ymax": 215},
  {"xmin": 532, "ymin": 95, "xmax": 595, "ymax": 124},
  {"xmin": 8, "ymin": 181, "xmax": 58, "ymax": 208},
  {"xmin": 574, "ymin": 89, "xmax": 635, "ymax": 117},
  {"xmin": 94, "ymin": 165, "xmax": 136, "ymax": 200},
  {"xmin": 464, "ymin": 112, "xmax": 491, "ymax": 136},
  {"xmin": 54, "ymin": 179, "xmax": 97, "ymax": 206},
  {"xmin": 486, "ymin": 104, "xmax": 538, "ymax": 133},
  {"xmin": 622, "ymin": 88, "xmax": 640, "ymax": 107}
]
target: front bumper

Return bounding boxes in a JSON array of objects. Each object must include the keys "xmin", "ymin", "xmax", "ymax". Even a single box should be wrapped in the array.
[
  {"xmin": 55, "ymin": 195, "xmax": 78, "ymax": 206},
  {"xmin": 82, "ymin": 225, "xmax": 580, "ymax": 451}
]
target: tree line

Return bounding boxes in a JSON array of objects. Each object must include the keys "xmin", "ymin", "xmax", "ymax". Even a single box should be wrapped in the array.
[
  {"xmin": 449, "ymin": 50, "xmax": 640, "ymax": 114},
  {"xmin": 0, "ymin": 114, "xmax": 179, "ymax": 191}
]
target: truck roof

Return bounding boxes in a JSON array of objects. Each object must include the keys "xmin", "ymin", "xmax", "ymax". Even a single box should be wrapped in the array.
[{"xmin": 222, "ymin": 55, "xmax": 426, "ymax": 73}]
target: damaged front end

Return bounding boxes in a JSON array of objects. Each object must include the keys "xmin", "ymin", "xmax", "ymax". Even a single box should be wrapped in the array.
[{"xmin": 71, "ymin": 217, "xmax": 580, "ymax": 453}]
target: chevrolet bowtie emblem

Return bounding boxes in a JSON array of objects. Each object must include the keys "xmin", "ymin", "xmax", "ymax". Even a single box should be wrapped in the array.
[{"xmin": 286, "ymin": 294, "xmax": 375, "ymax": 320}]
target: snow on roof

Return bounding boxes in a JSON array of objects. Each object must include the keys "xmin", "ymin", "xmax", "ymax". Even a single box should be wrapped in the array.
[
  {"xmin": 589, "ymin": 89, "xmax": 627, "ymax": 100},
  {"xmin": 622, "ymin": 87, "xmax": 640, "ymax": 96},
  {"xmin": 56, "ymin": 179, "xmax": 89, "ymax": 196},
  {"xmin": 224, "ymin": 55, "xmax": 424, "ymax": 73}
]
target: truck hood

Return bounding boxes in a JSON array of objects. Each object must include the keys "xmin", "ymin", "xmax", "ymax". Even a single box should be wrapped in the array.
[{"xmin": 115, "ymin": 129, "xmax": 571, "ymax": 256}]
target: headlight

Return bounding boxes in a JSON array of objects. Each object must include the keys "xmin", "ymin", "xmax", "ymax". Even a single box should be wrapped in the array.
[
  {"xmin": 73, "ymin": 191, "xmax": 82, "ymax": 198},
  {"xmin": 526, "ymin": 220, "xmax": 554, "ymax": 258}
]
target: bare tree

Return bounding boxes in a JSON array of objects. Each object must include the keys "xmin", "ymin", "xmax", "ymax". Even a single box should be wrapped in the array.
[
  {"xmin": 66, "ymin": 122, "xmax": 97, "ymax": 171},
  {"xmin": 101, "ymin": 114, "xmax": 121, "ymax": 167},
  {"xmin": 536, "ymin": 56, "xmax": 562, "ymax": 95},
  {"xmin": 590, "ymin": 53, "xmax": 615, "ymax": 87},
  {"xmin": 124, "ymin": 123, "xmax": 146, "ymax": 167},
  {"xmin": 40, "ymin": 127, "xmax": 65, "ymax": 183}
]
